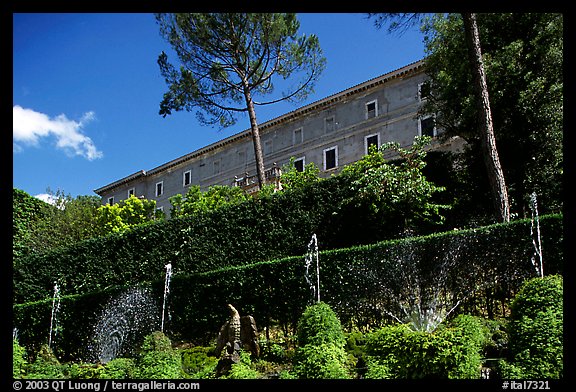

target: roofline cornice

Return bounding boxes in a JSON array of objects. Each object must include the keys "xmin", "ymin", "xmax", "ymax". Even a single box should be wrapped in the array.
[{"xmin": 94, "ymin": 59, "xmax": 425, "ymax": 195}]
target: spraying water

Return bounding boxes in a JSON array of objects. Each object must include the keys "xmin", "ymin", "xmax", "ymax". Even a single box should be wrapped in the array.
[
  {"xmin": 90, "ymin": 286, "xmax": 159, "ymax": 363},
  {"xmin": 161, "ymin": 263, "xmax": 173, "ymax": 333},
  {"xmin": 529, "ymin": 192, "xmax": 544, "ymax": 278},
  {"xmin": 48, "ymin": 282, "xmax": 61, "ymax": 350},
  {"xmin": 304, "ymin": 234, "xmax": 320, "ymax": 304}
]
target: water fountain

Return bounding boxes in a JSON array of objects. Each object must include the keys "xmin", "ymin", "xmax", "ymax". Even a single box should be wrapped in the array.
[
  {"xmin": 90, "ymin": 286, "xmax": 160, "ymax": 363},
  {"xmin": 304, "ymin": 234, "xmax": 320, "ymax": 304},
  {"xmin": 529, "ymin": 192, "xmax": 544, "ymax": 278},
  {"xmin": 161, "ymin": 263, "xmax": 173, "ymax": 333},
  {"xmin": 48, "ymin": 282, "xmax": 61, "ymax": 350}
]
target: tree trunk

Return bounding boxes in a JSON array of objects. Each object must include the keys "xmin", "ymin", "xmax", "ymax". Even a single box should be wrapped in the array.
[
  {"xmin": 241, "ymin": 79, "xmax": 266, "ymax": 189},
  {"xmin": 462, "ymin": 13, "xmax": 510, "ymax": 222}
]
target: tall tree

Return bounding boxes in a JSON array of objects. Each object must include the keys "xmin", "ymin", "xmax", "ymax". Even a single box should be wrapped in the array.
[
  {"xmin": 461, "ymin": 13, "xmax": 510, "ymax": 222},
  {"xmin": 422, "ymin": 13, "xmax": 562, "ymax": 217},
  {"xmin": 369, "ymin": 12, "xmax": 511, "ymax": 222},
  {"xmin": 156, "ymin": 13, "xmax": 326, "ymax": 188}
]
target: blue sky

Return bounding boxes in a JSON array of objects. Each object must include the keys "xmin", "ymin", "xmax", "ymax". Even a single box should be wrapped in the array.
[{"xmin": 13, "ymin": 13, "xmax": 426, "ymax": 202}]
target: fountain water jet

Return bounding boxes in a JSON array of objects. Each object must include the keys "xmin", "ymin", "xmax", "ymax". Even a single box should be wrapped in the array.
[
  {"xmin": 304, "ymin": 234, "xmax": 320, "ymax": 304},
  {"xmin": 161, "ymin": 263, "xmax": 173, "ymax": 333},
  {"xmin": 90, "ymin": 286, "xmax": 159, "ymax": 363},
  {"xmin": 529, "ymin": 192, "xmax": 544, "ymax": 278},
  {"xmin": 48, "ymin": 282, "xmax": 61, "ymax": 350}
]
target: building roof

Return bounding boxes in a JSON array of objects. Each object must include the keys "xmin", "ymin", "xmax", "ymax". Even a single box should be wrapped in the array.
[{"xmin": 94, "ymin": 59, "xmax": 425, "ymax": 196}]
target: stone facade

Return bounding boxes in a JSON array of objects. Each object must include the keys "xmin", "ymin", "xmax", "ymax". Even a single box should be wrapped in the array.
[{"xmin": 94, "ymin": 59, "xmax": 459, "ymax": 216}]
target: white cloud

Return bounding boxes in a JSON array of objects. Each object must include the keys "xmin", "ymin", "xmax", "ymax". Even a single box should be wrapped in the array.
[{"xmin": 13, "ymin": 105, "xmax": 103, "ymax": 160}]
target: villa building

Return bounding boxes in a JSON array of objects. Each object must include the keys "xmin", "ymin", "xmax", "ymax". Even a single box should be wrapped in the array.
[{"xmin": 94, "ymin": 59, "xmax": 463, "ymax": 216}]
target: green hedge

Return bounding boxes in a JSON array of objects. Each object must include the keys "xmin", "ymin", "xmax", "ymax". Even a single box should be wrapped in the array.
[
  {"xmin": 13, "ymin": 215, "xmax": 563, "ymax": 362},
  {"xmin": 13, "ymin": 173, "xmax": 456, "ymax": 305},
  {"xmin": 13, "ymin": 175, "xmax": 371, "ymax": 304}
]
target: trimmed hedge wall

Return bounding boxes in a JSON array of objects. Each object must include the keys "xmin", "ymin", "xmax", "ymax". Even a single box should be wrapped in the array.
[
  {"xmin": 15, "ymin": 174, "xmax": 419, "ymax": 304},
  {"xmin": 13, "ymin": 215, "xmax": 563, "ymax": 362}
]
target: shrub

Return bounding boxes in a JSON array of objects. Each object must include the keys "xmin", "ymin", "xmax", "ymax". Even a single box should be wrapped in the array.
[
  {"xmin": 296, "ymin": 302, "xmax": 345, "ymax": 348},
  {"xmin": 293, "ymin": 302, "xmax": 350, "ymax": 379},
  {"xmin": 292, "ymin": 343, "xmax": 350, "ymax": 379},
  {"xmin": 222, "ymin": 351, "xmax": 260, "ymax": 379},
  {"xmin": 13, "ymin": 339, "xmax": 28, "ymax": 378},
  {"xmin": 100, "ymin": 358, "xmax": 136, "ymax": 379},
  {"xmin": 364, "ymin": 315, "xmax": 487, "ymax": 379},
  {"xmin": 134, "ymin": 332, "xmax": 183, "ymax": 379},
  {"xmin": 498, "ymin": 275, "xmax": 563, "ymax": 379},
  {"xmin": 181, "ymin": 346, "xmax": 218, "ymax": 378},
  {"xmin": 25, "ymin": 344, "xmax": 66, "ymax": 379}
]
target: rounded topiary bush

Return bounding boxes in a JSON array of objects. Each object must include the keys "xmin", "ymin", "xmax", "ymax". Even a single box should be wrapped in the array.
[
  {"xmin": 135, "ymin": 331, "xmax": 183, "ymax": 379},
  {"xmin": 363, "ymin": 315, "xmax": 488, "ymax": 379},
  {"xmin": 499, "ymin": 275, "xmax": 563, "ymax": 379},
  {"xmin": 293, "ymin": 343, "xmax": 350, "ymax": 379},
  {"xmin": 296, "ymin": 301, "xmax": 345, "ymax": 348},
  {"xmin": 294, "ymin": 302, "xmax": 350, "ymax": 379}
]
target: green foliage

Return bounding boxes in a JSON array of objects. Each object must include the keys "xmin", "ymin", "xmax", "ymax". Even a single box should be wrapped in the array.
[
  {"xmin": 364, "ymin": 315, "xmax": 488, "ymax": 379},
  {"xmin": 293, "ymin": 302, "xmax": 350, "ymax": 379},
  {"xmin": 100, "ymin": 358, "xmax": 136, "ymax": 379},
  {"xmin": 13, "ymin": 338, "xmax": 28, "ymax": 378},
  {"xmin": 13, "ymin": 188, "xmax": 105, "ymax": 261},
  {"xmin": 14, "ymin": 215, "xmax": 563, "ymax": 361},
  {"xmin": 296, "ymin": 302, "xmax": 346, "ymax": 348},
  {"xmin": 342, "ymin": 136, "xmax": 450, "ymax": 228},
  {"xmin": 134, "ymin": 332, "xmax": 183, "ymax": 379},
  {"xmin": 181, "ymin": 346, "xmax": 218, "ymax": 378},
  {"xmin": 25, "ymin": 344, "xmax": 66, "ymax": 379},
  {"xmin": 12, "ymin": 188, "xmax": 51, "ymax": 260},
  {"xmin": 221, "ymin": 351, "xmax": 260, "ymax": 379},
  {"xmin": 293, "ymin": 343, "xmax": 350, "ymax": 379},
  {"xmin": 498, "ymin": 275, "xmax": 563, "ymax": 379},
  {"xmin": 96, "ymin": 194, "xmax": 163, "ymax": 233},
  {"xmin": 279, "ymin": 157, "xmax": 321, "ymax": 191},
  {"xmin": 156, "ymin": 13, "xmax": 325, "ymax": 127},
  {"xmin": 169, "ymin": 185, "xmax": 250, "ymax": 218},
  {"xmin": 422, "ymin": 13, "xmax": 563, "ymax": 215}
]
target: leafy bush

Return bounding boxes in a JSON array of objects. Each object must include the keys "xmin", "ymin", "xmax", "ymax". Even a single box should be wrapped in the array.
[
  {"xmin": 498, "ymin": 275, "xmax": 563, "ymax": 379},
  {"xmin": 13, "ymin": 339, "xmax": 28, "ymax": 378},
  {"xmin": 25, "ymin": 344, "xmax": 66, "ymax": 379},
  {"xmin": 364, "ymin": 315, "xmax": 488, "ymax": 379},
  {"xmin": 296, "ymin": 302, "xmax": 346, "ymax": 348},
  {"xmin": 181, "ymin": 346, "xmax": 217, "ymax": 378},
  {"xmin": 293, "ymin": 302, "xmax": 350, "ymax": 379},
  {"xmin": 100, "ymin": 358, "xmax": 136, "ymax": 379},
  {"xmin": 222, "ymin": 351, "xmax": 260, "ymax": 379},
  {"xmin": 292, "ymin": 343, "xmax": 350, "ymax": 379},
  {"xmin": 134, "ymin": 332, "xmax": 183, "ymax": 379}
]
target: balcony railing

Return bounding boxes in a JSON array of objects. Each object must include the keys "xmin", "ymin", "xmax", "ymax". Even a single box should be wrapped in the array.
[{"xmin": 232, "ymin": 163, "xmax": 282, "ymax": 195}]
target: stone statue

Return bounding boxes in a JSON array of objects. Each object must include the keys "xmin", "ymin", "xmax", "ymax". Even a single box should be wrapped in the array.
[{"xmin": 215, "ymin": 304, "xmax": 260, "ymax": 376}]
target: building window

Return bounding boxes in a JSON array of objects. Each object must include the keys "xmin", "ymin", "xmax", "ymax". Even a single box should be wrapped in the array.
[
  {"xmin": 323, "ymin": 146, "xmax": 338, "ymax": 171},
  {"xmin": 364, "ymin": 133, "xmax": 380, "ymax": 155},
  {"xmin": 325, "ymin": 116, "xmax": 335, "ymax": 133},
  {"xmin": 366, "ymin": 100, "xmax": 378, "ymax": 119},
  {"xmin": 127, "ymin": 188, "xmax": 135, "ymax": 198},
  {"xmin": 419, "ymin": 81, "xmax": 431, "ymax": 101},
  {"xmin": 264, "ymin": 140, "xmax": 273, "ymax": 156},
  {"xmin": 293, "ymin": 128, "xmax": 303, "ymax": 145},
  {"xmin": 155, "ymin": 181, "xmax": 164, "ymax": 197},
  {"xmin": 107, "ymin": 196, "xmax": 114, "ymax": 205},
  {"xmin": 183, "ymin": 170, "xmax": 192, "ymax": 187},
  {"xmin": 294, "ymin": 157, "xmax": 305, "ymax": 172},
  {"xmin": 419, "ymin": 116, "xmax": 436, "ymax": 137}
]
